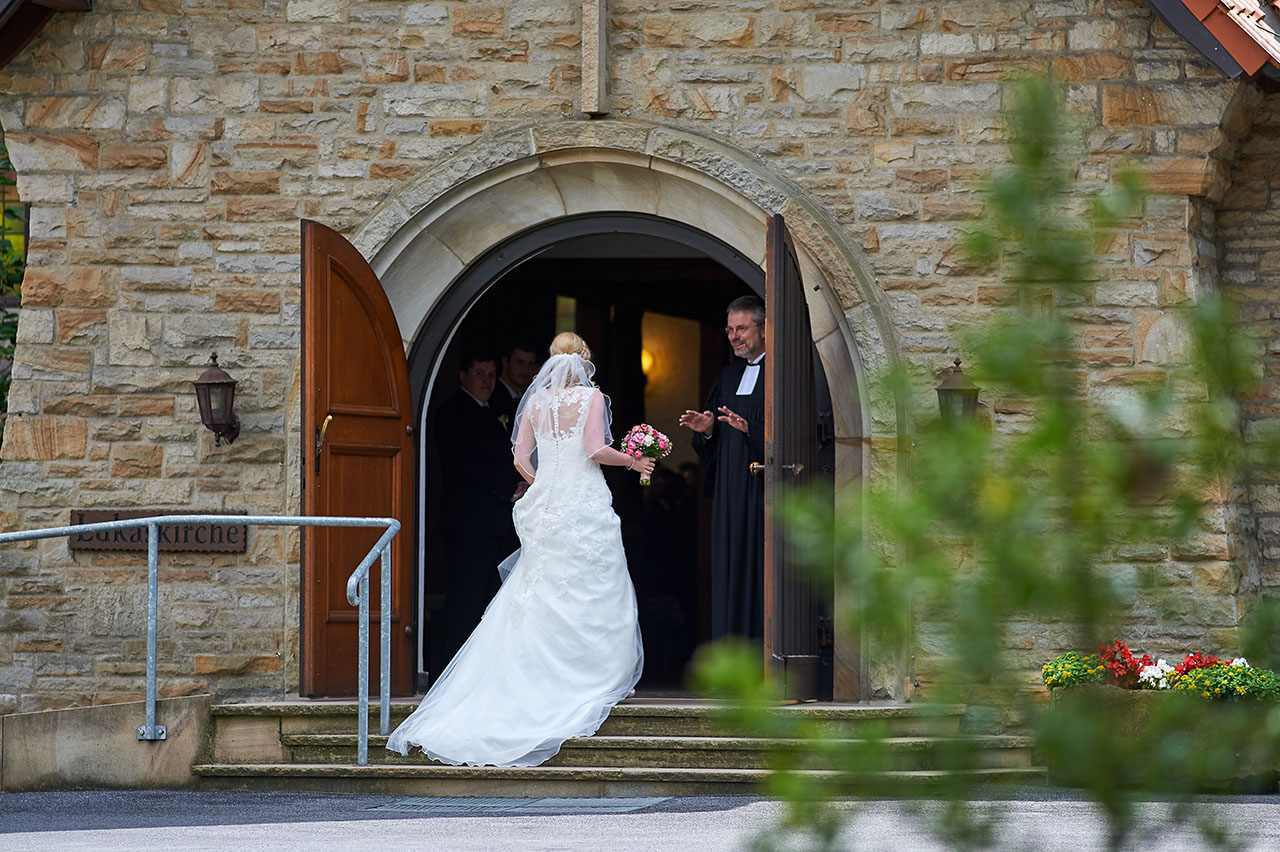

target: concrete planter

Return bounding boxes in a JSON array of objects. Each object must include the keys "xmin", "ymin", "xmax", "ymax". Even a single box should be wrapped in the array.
[{"xmin": 1044, "ymin": 684, "xmax": 1280, "ymax": 794}]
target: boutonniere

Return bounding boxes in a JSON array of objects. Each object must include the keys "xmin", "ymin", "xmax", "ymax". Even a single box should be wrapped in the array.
[{"xmin": 498, "ymin": 414, "xmax": 510, "ymax": 430}]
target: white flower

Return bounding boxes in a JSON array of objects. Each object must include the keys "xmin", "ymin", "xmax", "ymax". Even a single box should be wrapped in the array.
[
  {"xmin": 644, "ymin": 434, "xmax": 654, "ymax": 446},
  {"xmin": 1230, "ymin": 657, "xmax": 1250, "ymax": 668},
  {"xmin": 1139, "ymin": 659, "xmax": 1176, "ymax": 690}
]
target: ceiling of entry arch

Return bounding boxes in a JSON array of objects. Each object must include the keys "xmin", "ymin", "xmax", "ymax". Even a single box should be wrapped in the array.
[{"xmin": 538, "ymin": 233, "xmax": 709, "ymax": 260}]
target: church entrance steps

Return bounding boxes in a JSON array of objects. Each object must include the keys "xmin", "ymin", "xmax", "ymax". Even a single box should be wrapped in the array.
[
  {"xmin": 208, "ymin": 698, "xmax": 967, "ymax": 740},
  {"xmin": 277, "ymin": 732, "xmax": 1037, "ymax": 772},
  {"xmin": 192, "ymin": 763, "xmax": 1048, "ymax": 798},
  {"xmin": 198, "ymin": 698, "xmax": 1047, "ymax": 795}
]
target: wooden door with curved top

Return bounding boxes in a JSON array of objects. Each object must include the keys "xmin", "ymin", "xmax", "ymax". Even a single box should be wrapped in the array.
[
  {"xmin": 302, "ymin": 220, "xmax": 414, "ymax": 696},
  {"xmin": 764, "ymin": 212, "xmax": 822, "ymax": 700}
]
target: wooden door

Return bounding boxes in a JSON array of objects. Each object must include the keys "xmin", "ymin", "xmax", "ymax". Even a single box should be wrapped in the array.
[
  {"xmin": 302, "ymin": 220, "xmax": 414, "ymax": 696},
  {"xmin": 763, "ymin": 213, "xmax": 821, "ymax": 700}
]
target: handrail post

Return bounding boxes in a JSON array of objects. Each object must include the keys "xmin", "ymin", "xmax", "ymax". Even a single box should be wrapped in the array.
[
  {"xmin": 138, "ymin": 521, "xmax": 166, "ymax": 741},
  {"xmin": 380, "ymin": 543, "xmax": 391, "ymax": 737},
  {"xmin": 357, "ymin": 570, "xmax": 370, "ymax": 766}
]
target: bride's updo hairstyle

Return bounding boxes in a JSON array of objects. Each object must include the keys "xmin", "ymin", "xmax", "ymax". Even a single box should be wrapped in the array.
[{"xmin": 549, "ymin": 331, "xmax": 592, "ymax": 362}]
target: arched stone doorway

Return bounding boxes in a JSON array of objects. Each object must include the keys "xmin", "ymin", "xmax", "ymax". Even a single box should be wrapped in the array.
[
  {"xmin": 345, "ymin": 120, "xmax": 900, "ymax": 701},
  {"xmin": 407, "ymin": 212, "xmax": 834, "ymax": 690}
]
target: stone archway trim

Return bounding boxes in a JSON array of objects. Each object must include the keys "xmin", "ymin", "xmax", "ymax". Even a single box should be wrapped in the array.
[{"xmin": 350, "ymin": 119, "xmax": 902, "ymax": 444}]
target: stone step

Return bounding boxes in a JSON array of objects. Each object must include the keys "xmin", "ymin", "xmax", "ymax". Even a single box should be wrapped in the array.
[
  {"xmin": 193, "ymin": 762, "xmax": 1048, "ymax": 798},
  {"xmin": 280, "ymin": 732, "xmax": 1037, "ymax": 771},
  {"xmin": 210, "ymin": 699, "xmax": 966, "ymax": 738}
]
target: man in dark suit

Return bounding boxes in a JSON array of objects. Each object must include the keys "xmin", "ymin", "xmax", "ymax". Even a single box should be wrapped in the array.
[
  {"xmin": 435, "ymin": 352, "xmax": 526, "ymax": 664},
  {"xmin": 490, "ymin": 342, "xmax": 539, "ymax": 427},
  {"xmin": 679, "ymin": 295, "xmax": 766, "ymax": 642}
]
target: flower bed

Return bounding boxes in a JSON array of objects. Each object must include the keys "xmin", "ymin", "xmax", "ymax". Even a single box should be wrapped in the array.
[
  {"xmin": 1042, "ymin": 640, "xmax": 1280, "ymax": 702},
  {"xmin": 1040, "ymin": 641, "xmax": 1280, "ymax": 793}
]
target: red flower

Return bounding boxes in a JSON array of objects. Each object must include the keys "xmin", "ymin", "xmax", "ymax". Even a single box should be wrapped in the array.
[
  {"xmin": 1173, "ymin": 651, "xmax": 1220, "ymax": 676},
  {"xmin": 1096, "ymin": 639, "xmax": 1151, "ymax": 688}
]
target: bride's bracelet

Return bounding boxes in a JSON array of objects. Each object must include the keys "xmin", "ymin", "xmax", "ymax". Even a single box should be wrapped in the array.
[{"xmin": 627, "ymin": 456, "xmax": 635, "ymax": 470}]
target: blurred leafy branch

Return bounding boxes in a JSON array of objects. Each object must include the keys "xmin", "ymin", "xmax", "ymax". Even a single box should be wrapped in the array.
[{"xmin": 693, "ymin": 76, "xmax": 1280, "ymax": 850}]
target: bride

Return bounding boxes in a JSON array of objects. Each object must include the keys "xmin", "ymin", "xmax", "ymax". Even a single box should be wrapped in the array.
[{"xmin": 386, "ymin": 332, "xmax": 654, "ymax": 766}]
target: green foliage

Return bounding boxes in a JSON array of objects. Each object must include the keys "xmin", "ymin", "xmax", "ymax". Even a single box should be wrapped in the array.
[
  {"xmin": 0, "ymin": 133, "xmax": 23, "ymax": 424},
  {"xmin": 1041, "ymin": 652, "xmax": 1105, "ymax": 691},
  {"xmin": 1173, "ymin": 664, "xmax": 1280, "ymax": 703},
  {"xmin": 693, "ymin": 76, "xmax": 1280, "ymax": 849}
]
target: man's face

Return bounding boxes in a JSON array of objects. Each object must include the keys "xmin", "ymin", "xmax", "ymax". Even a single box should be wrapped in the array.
[
  {"xmin": 459, "ymin": 360, "xmax": 497, "ymax": 402},
  {"xmin": 502, "ymin": 348, "xmax": 538, "ymax": 391},
  {"xmin": 726, "ymin": 310, "xmax": 764, "ymax": 360}
]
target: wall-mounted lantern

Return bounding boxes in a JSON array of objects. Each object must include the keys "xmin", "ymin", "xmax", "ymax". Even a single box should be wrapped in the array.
[
  {"xmin": 935, "ymin": 358, "xmax": 979, "ymax": 425},
  {"xmin": 193, "ymin": 352, "xmax": 240, "ymax": 446}
]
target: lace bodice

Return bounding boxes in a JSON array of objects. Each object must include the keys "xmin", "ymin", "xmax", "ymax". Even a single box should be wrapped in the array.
[{"xmin": 513, "ymin": 385, "xmax": 611, "ymax": 478}]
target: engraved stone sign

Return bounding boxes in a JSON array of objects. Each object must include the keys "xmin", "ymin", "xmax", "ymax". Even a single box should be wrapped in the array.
[{"xmin": 68, "ymin": 510, "xmax": 248, "ymax": 553}]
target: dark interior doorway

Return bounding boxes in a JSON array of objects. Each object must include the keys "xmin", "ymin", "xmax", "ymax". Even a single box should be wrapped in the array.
[{"xmin": 420, "ymin": 233, "xmax": 754, "ymax": 689}]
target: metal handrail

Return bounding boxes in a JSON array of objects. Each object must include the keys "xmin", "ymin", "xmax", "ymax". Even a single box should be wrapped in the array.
[{"xmin": 0, "ymin": 513, "xmax": 400, "ymax": 766}]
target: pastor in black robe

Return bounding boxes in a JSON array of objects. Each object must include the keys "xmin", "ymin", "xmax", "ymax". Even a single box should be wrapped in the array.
[{"xmin": 692, "ymin": 356, "xmax": 765, "ymax": 641}]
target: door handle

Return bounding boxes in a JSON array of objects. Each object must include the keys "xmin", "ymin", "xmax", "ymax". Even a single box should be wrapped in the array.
[
  {"xmin": 749, "ymin": 462, "xmax": 764, "ymax": 476},
  {"xmin": 782, "ymin": 463, "xmax": 805, "ymax": 478},
  {"xmin": 314, "ymin": 414, "xmax": 333, "ymax": 476}
]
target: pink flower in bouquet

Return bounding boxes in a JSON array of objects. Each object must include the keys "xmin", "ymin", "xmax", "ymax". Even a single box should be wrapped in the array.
[{"xmin": 620, "ymin": 423, "xmax": 673, "ymax": 486}]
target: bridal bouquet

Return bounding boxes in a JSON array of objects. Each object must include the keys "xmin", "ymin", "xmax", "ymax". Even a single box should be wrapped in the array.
[{"xmin": 621, "ymin": 424, "xmax": 672, "ymax": 486}]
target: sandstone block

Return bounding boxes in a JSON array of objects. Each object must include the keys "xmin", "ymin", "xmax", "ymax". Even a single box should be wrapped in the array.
[
  {"xmin": 101, "ymin": 143, "xmax": 167, "ymax": 170},
  {"xmin": 286, "ymin": 0, "xmax": 343, "ymax": 23},
  {"xmin": 14, "ymin": 309, "xmax": 54, "ymax": 345},
  {"xmin": 25, "ymin": 96, "xmax": 126, "ymax": 130},
  {"xmin": 111, "ymin": 445, "xmax": 164, "ymax": 478},
  {"xmin": 414, "ymin": 63, "xmax": 446, "ymax": 83},
  {"xmin": 21, "ymin": 268, "xmax": 113, "ymax": 308},
  {"xmin": 815, "ymin": 11, "xmax": 874, "ymax": 33},
  {"xmin": 193, "ymin": 654, "xmax": 281, "ymax": 675},
  {"xmin": 125, "ymin": 77, "xmax": 168, "ymax": 114},
  {"xmin": 644, "ymin": 16, "xmax": 684, "ymax": 46},
  {"xmin": 452, "ymin": 6, "xmax": 503, "ymax": 37},
  {"xmin": 1, "ymin": 417, "xmax": 88, "ymax": 461},
  {"xmin": 5, "ymin": 133, "xmax": 99, "ymax": 170},
  {"xmin": 226, "ymin": 197, "xmax": 298, "ymax": 222},
  {"xmin": 857, "ymin": 191, "xmax": 915, "ymax": 220},
  {"xmin": 369, "ymin": 163, "xmax": 418, "ymax": 180},
  {"xmin": 428, "ymin": 120, "xmax": 484, "ymax": 137},
  {"xmin": 108, "ymin": 312, "xmax": 161, "ymax": 367},
  {"xmin": 162, "ymin": 314, "xmax": 238, "ymax": 348},
  {"xmin": 890, "ymin": 82, "xmax": 1001, "ymax": 114},
  {"xmin": 873, "ymin": 140, "xmax": 914, "ymax": 166},
  {"xmin": 1138, "ymin": 313, "xmax": 1189, "ymax": 364},
  {"xmin": 211, "ymin": 171, "xmax": 281, "ymax": 195},
  {"xmin": 1053, "ymin": 53, "xmax": 1131, "ymax": 82},
  {"xmin": 1143, "ymin": 156, "xmax": 1220, "ymax": 198},
  {"xmin": 17, "ymin": 174, "xmax": 75, "ymax": 204},
  {"xmin": 87, "ymin": 39, "xmax": 148, "ymax": 72},
  {"xmin": 292, "ymin": 52, "xmax": 350, "ymax": 75},
  {"xmin": 214, "ymin": 290, "xmax": 282, "ymax": 313},
  {"xmin": 406, "ymin": 3, "xmax": 447, "ymax": 25},
  {"xmin": 171, "ymin": 77, "xmax": 260, "ymax": 115},
  {"xmin": 1102, "ymin": 84, "xmax": 1232, "ymax": 128},
  {"xmin": 56, "ymin": 308, "xmax": 108, "ymax": 344},
  {"xmin": 365, "ymin": 52, "xmax": 409, "ymax": 83},
  {"xmin": 119, "ymin": 397, "xmax": 175, "ymax": 417},
  {"xmin": 803, "ymin": 64, "xmax": 867, "ymax": 100},
  {"xmin": 920, "ymin": 32, "xmax": 974, "ymax": 55},
  {"xmin": 42, "ymin": 396, "xmax": 114, "ymax": 417},
  {"xmin": 689, "ymin": 15, "xmax": 754, "ymax": 46}
]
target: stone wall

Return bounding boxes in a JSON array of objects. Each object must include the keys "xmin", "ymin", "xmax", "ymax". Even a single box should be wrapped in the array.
[
  {"xmin": 1219, "ymin": 89, "xmax": 1280, "ymax": 604},
  {"xmin": 0, "ymin": 0, "xmax": 1263, "ymax": 709}
]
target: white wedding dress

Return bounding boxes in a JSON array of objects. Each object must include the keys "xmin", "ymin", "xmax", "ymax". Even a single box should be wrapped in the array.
[{"xmin": 386, "ymin": 374, "xmax": 644, "ymax": 767}]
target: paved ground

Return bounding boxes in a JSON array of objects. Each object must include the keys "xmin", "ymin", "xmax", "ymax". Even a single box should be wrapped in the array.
[{"xmin": 1, "ymin": 789, "xmax": 1279, "ymax": 851}]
